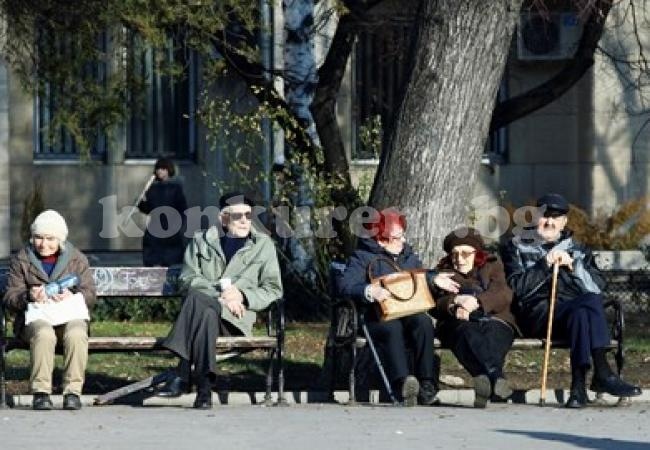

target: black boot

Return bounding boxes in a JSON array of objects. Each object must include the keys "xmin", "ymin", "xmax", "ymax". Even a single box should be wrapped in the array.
[
  {"xmin": 157, "ymin": 375, "xmax": 187, "ymax": 398},
  {"xmin": 32, "ymin": 393, "xmax": 53, "ymax": 411},
  {"xmin": 590, "ymin": 348, "xmax": 642, "ymax": 397},
  {"xmin": 591, "ymin": 375, "xmax": 642, "ymax": 398},
  {"xmin": 157, "ymin": 359, "xmax": 190, "ymax": 398},
  {"xmin": 417, "ymin": 379, "xmax": 439, "ymax": 406},
  {"xmin": 566, "ymin": 365, "xmax": 589, "ymax": 409},
  {"xmin": 193, "ymin": 376, "xmax": 214, "ymax": 409}
]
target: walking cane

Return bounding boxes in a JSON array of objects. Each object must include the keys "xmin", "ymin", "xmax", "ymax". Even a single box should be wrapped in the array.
[
  {"xmin": 121, "ymin": 175, "xmax": 156, "ymax": 228},
  {"xmin": 540, "ymin": 262, "xmax": 560, "ymax": 405}
]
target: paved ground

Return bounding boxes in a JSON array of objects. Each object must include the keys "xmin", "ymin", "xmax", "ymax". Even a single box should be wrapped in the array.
[{"xmin": 1, "ymin": 394, "xmax": 648, "ymax": 449}]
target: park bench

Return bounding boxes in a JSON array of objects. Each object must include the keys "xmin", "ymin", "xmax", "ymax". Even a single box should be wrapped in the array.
[
  {"xmin": 325, "ymin": 264, "xmax": 635, "ymax": 404},
  {"xmin": 0, "ymin": 266, "xmax": 285, "ymax": 408}
]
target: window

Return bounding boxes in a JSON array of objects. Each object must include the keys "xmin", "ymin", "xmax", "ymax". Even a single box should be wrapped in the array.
[
  {"xmin": 125, "ymin": 33, "xmax": 199, "ymax": 159},
  {"xmin": 34, "ymin": 30, "xmax": 108, "ymax": 160},
  {"xmin": 33, "ymin": 29, "xmax": 199, "ymax": 161},
  {"xmin": 353, "ymin": 18, "xmax": 414, "ymax": 160},
  {"xmin": 483, "ymin": 75, "xmax": 509, "ymax": 165}
]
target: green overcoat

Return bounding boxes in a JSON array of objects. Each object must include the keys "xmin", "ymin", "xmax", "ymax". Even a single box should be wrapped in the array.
[{"xmin": 178, "ymin": 225, "xmax": 283, "ymax": 336}]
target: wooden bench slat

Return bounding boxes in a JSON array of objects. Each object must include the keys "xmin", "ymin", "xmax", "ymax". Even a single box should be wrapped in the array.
[
  {"xmin": 352, "ymin": 337, "xmax": 618, "ymax": 350},
  {"xmin": 5, "ymin": 336, "xmax": 277, "ymax": 352}
]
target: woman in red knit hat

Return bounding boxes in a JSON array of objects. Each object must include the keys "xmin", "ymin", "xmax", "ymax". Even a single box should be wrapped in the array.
[{"xmin": 338, "ymin": 208, "xmax": 459, "ymax": 406}]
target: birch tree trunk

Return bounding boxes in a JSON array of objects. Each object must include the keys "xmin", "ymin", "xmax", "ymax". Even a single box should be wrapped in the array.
[{"xmin": 370, "ymin": 0, "xmax": 523, "ymax": 264}]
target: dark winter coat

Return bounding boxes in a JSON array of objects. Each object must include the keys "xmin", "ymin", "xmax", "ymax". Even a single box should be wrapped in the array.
[
  {"xmin": 434, "ymin": 255, "xmax": 517, "ymax": 332},
  {"xmin": 338, "ymin": 238, "xmax": 427, "ymax": 320},
  {"xmin": 501, "ymin": 230, "xmax": 606, "ymax": 326},
  {"xmin": 138, "ymin": 178, "xmax": 188, "ymax": 266}
]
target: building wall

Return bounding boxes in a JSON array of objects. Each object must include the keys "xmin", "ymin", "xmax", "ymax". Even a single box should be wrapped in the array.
[
  {"xmin": 475, "ymin": 3, "xmax": 650, "ymax": 218},
  {"xmin": 4, "ymin": 67, "xmax": 268, "ymax": 254},
  {"xmin": 0, "ymin": 62, "xmax": 9, "ymax": 258}
]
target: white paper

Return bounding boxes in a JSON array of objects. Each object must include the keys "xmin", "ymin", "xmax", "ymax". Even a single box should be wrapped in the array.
[{"xmin": 25, "ymin": 292, "xmax": 90, "ymax": 326}]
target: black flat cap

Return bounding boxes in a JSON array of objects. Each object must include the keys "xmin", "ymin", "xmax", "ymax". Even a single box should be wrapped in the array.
[
  {"xmin": 536, "ymin": 193, "xmax": 569, "ymax": 215},
  {"xmin": 219, "ymin": 191, "xmax": 255, "ymax": 209}
]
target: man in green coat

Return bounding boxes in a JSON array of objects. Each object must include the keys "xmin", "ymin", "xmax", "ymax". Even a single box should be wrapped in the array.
[{"xmin": 157, "ymin": 192, "xmax": 283, "ymax": 408}]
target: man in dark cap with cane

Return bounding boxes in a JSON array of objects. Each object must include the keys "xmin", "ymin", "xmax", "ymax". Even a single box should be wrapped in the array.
[{"xmin": 501, "ymin": 193, "xmax": 641, "ymax": 408}]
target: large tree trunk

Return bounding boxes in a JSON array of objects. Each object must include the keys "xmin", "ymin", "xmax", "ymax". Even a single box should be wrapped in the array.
[{"xmin": 370, "ymin": 0, "xmax": 523, "ymax": 264}]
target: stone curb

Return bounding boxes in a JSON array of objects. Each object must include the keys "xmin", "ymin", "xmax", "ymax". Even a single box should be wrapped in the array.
[{"xmin": 5, "ymin": 389, "xmax": 650, "ymax": 409}]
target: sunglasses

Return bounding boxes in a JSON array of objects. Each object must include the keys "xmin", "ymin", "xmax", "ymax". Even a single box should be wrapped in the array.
[
  {"xmin": 226, "ymin": 211, "xmax": 252, "ymax": 221},
  {"xmin": 451, "ymin": 250, "xmax": 476, "ymax": 259}
]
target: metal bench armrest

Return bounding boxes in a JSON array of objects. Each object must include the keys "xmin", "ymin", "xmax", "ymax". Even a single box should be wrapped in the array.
[
  {"xmin": 603, "ymin": 298, "xmax": 625, "ymax": 374},
  {"xmin": 330, "ymin": 298, "xmax": 359, "ymax": 347}
]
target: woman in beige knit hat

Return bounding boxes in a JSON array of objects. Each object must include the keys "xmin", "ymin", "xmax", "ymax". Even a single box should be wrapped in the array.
[{"xmin": 3, "ymin": 210, "xmax": 96, "ymax": 410}]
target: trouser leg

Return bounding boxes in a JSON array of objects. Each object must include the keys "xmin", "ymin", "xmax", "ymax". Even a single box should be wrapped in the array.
[
  {"xmin": 554, "ymin": 293, "xmax": 610, "ymax": 369},
  {"xmin": 163, "ymin": 289, "xmax": 222, "ymax": 380},
  {"xmin": 57, "ymin": 320, "xmax": 89, "ymax": 395},
  {"xmin": 439, "ymin": 319, "xmax": 513, "ymax": 377},
  {"xmin": 400, "ymin": 313, "xmax": 435, "ymax": 380},
  {"xmin": 24, "ymin": 320, "xmax": 56, "ymax": 394},
  {"xmin": 365, "ymin": 319, "xmax": 409, "ymax": 384}
]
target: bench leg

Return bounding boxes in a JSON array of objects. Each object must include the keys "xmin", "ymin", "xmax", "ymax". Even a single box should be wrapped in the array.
[
  {"xmin": 0, "ymin": 340, "xmax": 13, "ymax": 409},
  {"xmin": 277, "ymin": 341, "xmax": 286, "ymax": 406},
  {"xmin": 264, "ymin": 348, "xmax": 275, "ymax": 406},
  {"xmin": 94, "ymin": 370, "xmax": 173, "ymax": 406},
  {"xmin": 349, "ymin": 343, "xmax": 356, "ymax": 405},
  {"xmin": 0, "ymin": 363, "xmax": 14, "ymax": 409},
  {"xmin": 326, "ymin": 340, "xmax": 337, "ymax": 402}
]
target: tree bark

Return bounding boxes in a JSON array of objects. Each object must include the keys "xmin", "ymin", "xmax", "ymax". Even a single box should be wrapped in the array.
[{"xmin": 370, "ymin": 0, "xmax": 523, "ymax": 264}]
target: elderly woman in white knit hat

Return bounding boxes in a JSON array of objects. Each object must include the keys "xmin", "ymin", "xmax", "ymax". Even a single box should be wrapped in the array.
[{"xmin": 3, "ymin": 210, "xmax": 96, "ymax": 410}]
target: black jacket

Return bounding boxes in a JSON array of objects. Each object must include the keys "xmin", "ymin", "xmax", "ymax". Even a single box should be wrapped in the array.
[
  {"xmin": 138, "ymin": 178, "xmax": 188, "ymax": 266},
  {"xmin": 338, "ymin": 238, "xmax": 424, "ymax": 319},
  {"xmin": 501, "ymin": 230, "xmax": 606, "ymax": 314}
]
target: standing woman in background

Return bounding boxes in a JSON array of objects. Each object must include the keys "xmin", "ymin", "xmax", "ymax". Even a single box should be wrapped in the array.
[{"xmin": 138, "ymin": 158, "xmax": 188, "ymax": 267}]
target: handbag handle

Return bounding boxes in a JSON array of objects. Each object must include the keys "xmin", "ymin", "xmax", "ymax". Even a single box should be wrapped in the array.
[{"xmin": 367, "ymin": 257, "xmax": 417, "ymax": 301}]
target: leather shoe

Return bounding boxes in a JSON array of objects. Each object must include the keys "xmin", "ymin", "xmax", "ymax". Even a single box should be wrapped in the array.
[
  {"xmin": 193, "ymin": 391, "xmax": 213, "ymax": 409},
  {"xmin": 565, "ymin": 387, "xmax": 589, "ymax": 409},
  {"xmin": 32, "ymin": 393, "xmax": 53, "ymax": 411},
  {"xmin": 591, "ymin": 374, "xmax": 642, "ymax": 398},
  {"xmin": 157, "ymin": 375, "xmax": 187, "ymax": 398},
  {"xmin": 63, "ymin": 393, "xmax": 82, "ymax": 410},
  {"xmin": 417, "ymin": 380, "xmax": 439, "ymax": 406}
]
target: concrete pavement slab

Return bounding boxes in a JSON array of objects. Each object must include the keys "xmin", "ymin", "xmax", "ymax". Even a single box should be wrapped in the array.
[{"xmin": 0, "ymin": 401, "xmax": 648, "ymax": 449}]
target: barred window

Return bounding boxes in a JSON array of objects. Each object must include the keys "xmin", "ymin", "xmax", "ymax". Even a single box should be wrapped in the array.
[
  {"xmin": 34, "ymin": 30, "xmax": 199, "ymax": 161},
  {"xmin": 353, "ymin": 19, "xmax": 413, "ymax": 161},
  {"xmin": 125, "ymin": 33, "xmax": 199, "ymax": 160},
  {"xmin": 34, "ymin": 31, "xmax": 108, "ymax": 160}
]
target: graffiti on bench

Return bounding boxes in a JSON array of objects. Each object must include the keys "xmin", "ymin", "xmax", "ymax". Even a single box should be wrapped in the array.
[
  {"xmin": 0, "ymin": 266, "xmax": 181, "ymax": 296},
  {"xmin": 92, "ymin": 267, "xmax": 181, "ymax": 296}
]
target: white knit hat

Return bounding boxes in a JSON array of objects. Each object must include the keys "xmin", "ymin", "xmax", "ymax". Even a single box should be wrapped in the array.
[{"xmin": 31, "ymin": 210, "xmax": 69, "ymax": 243}]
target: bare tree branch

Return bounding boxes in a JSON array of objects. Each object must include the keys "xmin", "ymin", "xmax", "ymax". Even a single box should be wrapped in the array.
[{"xmin": 490, "ymin": 0, "xmax": 614, "ymax": 132}]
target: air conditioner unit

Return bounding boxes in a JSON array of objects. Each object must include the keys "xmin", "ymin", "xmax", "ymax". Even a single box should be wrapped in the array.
[{"xmin": 517, "ymin": 12, "xmax": 583, "ymax": 61}]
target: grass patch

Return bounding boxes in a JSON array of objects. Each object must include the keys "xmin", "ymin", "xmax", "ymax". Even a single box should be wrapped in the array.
[{"xmin": 4, "ymin": 319, "xmax": 650, "ymax": 394}]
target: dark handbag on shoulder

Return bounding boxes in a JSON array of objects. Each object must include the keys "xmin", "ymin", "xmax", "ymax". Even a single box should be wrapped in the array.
[{"xmin": 367, "ymin": 257, "xmax": 436, "ymax": 321}]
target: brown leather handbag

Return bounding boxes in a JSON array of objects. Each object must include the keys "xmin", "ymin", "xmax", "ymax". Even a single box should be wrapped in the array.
[{"xmin": 367, "ymin": 257, "xmax": 436, "ymax": 321}]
